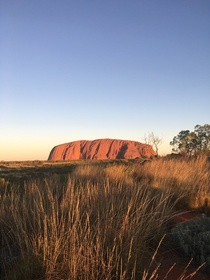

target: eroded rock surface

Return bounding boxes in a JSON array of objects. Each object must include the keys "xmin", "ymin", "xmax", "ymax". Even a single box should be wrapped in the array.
[{"xmin": 48, "ymin": 139, "xmax": 156, "ymax": 160}]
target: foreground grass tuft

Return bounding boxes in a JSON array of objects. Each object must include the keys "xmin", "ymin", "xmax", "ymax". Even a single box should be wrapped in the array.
[{"xmin": 0, "ymin": 156, "xmax": 209, "ymax": 279}]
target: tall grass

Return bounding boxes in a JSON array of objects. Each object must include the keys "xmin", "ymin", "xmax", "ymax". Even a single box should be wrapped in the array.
[
  {"xmin": 134, "ymin": 156, "xmax": 210, "ymax": 211},
  {"xmin": 0, "ymin": 156, "xmax": 209, "ymax": 279}
]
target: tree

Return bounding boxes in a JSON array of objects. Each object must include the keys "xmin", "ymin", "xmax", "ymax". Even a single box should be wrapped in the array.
[
  {"xmin": 170, "ymin": 124, "xmax": 210, "ymax": 156},
  {"xmin": 194, "ymin": 124, "xmax": 210, "ymax": 152},
  {"xmin": 143, "ymin": 132, "xmax": 162, "ymax": 156}
]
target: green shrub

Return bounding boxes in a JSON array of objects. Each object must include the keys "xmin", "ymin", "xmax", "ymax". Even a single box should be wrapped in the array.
[{"xmin": 171, "ymin": 215, "xmax": 210, "ymax": 272}]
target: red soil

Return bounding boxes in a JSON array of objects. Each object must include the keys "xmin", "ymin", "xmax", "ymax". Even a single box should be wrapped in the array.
[{"xmin": 48, "ymin": 138, "xmax": 157, "ymax": 160}]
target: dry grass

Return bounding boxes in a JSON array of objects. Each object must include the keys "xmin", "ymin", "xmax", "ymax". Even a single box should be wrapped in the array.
[
  {"xmin": 134, "ymin": 156, "xmax": 210, "ymax": 211},
  {"xmin": 0, "ymin": 156, "xmax": 209, "ymax": 279}
]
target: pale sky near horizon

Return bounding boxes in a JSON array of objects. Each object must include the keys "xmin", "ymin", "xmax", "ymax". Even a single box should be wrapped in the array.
[{"xmin": 0, "ymin": 0, "xmax": 210, "ymax": 161}]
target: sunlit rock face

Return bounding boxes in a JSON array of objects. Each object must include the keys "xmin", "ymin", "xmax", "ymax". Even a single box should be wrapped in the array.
[{"xmin": 48, "ymin": 139, "xmax": 157, "ymax": 160}]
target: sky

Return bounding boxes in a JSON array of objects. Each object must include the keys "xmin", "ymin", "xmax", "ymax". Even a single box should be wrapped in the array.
[{"xmin": 0, "ymin": 0, "xmax": 210, "ymax": 161}]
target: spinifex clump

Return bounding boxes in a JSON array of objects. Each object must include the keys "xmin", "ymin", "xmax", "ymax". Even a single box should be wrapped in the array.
[{"xmin": 172, "ymin": 215, "xmax": 210, "ymax": 272}]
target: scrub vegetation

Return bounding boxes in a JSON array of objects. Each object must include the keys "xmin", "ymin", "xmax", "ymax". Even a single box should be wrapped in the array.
[{"xmin": 0, "ymin": 156, "xmax": 209, "ymax": 279}]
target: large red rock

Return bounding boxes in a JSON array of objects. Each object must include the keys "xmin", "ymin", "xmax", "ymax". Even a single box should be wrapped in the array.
[{"xmin": 48, "ymin": 139, "xmax": 157, "ymax": 160}]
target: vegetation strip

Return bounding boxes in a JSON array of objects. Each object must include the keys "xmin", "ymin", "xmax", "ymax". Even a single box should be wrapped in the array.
[{"xmin": 0, "ymin": 156, "xmax": 209, "ymax": 279}]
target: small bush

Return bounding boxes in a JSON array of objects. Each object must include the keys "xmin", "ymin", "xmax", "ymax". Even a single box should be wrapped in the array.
[{"xmin": 171, "ymin": 215, "xmax": 210, "ymax": 272}]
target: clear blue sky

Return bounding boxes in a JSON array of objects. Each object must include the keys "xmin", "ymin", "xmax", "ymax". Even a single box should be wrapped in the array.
[{"xmin": 0, "ymin": 0, "xmax": 210, "ymax": 160}]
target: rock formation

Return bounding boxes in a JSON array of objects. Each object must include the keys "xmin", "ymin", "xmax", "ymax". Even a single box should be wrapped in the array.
[{"xmin": 48, "ymin": 139, "xmax": 157, "ymax": 160}]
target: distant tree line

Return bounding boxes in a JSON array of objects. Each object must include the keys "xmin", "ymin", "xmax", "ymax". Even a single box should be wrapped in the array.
[{"xmin": 170, "ymin": 124, "xmax": 210, "ymax": 156}]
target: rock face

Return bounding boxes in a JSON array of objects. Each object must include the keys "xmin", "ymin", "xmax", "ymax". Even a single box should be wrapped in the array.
[{"xmin": 48, "ymin": 139, "xmax": 157, "ymax": 160}]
